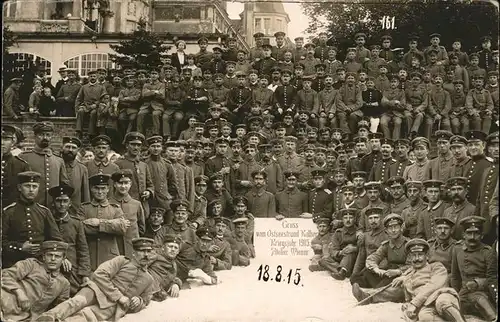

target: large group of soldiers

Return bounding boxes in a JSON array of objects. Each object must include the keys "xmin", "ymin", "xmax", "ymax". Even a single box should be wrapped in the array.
[{"xmin": 1, "ymin": 29, "xmax": 499, "ymax": 322}]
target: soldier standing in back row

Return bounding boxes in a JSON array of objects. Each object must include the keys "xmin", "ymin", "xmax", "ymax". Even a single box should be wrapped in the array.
[
  {"xmin": 1, "ymin": 124, "xmax": 30, "ymax": 206},
  {"xmin": 115, "ymin": 132, "xmax": 155, "ymax": 218},
  {"xmin": 20, "ymin": 121, "xmax": 69, "ymax": 206}
]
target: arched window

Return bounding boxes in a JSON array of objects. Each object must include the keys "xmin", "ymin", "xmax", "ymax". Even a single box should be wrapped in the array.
[
  {"xmin": 6, "ymin": 53, "xmax": 52, "ymax": 75},
  {"xmin": 64, "ymin": 53, "xmax": 116, "ymax": 77}
]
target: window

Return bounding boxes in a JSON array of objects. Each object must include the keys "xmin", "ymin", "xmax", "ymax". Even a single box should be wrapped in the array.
[
  {"xmin": 154, "ymin": 6, "xmax": 201, "ymax": 20},
  {"xmin": 277, "ymin": 19, "xmax": 283, "ymax": 32},
  {"xmin": 64, "ymin": 53, "xmax": 115, "ymax": 77},
  {"xmin": 4, "ymin": 0, "xmax": 17, "ymax": 18},
  {"xmin": 264, "ymin": 18, "xmax": 271, "ymax": 34},
  {"xmin": 7, "ymin": 53, "xmax": 52, "ymax": 75},
  {"xmin": 255, "ymin": 18, "xmax": 262, "ymax": 32}
]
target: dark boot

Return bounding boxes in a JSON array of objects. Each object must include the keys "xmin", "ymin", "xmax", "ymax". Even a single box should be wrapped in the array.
[
  {"xmin": 441, "ymin": 306, "xmax": 466, "ymax": 322},
  {"xmin": 352, "ymin": 283, "xmax": 371, "ymax": 305},
  {"xmin": 475, "ymin": 297, "xmax": 497, "ymax": 321},
  {"xmin": 331, "ymin": 267, "xmax": 347, "ymax": 280}
]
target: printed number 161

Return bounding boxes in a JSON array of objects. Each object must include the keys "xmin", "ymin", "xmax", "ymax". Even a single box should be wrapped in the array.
[{"xmin": 380, "ymin": 16, "xmax": 396, "ymax": 30}]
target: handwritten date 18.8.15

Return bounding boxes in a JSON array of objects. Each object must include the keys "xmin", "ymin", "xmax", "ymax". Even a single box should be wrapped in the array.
[{"xmin": 257, "ymin": 264, "xmax": 302, "ymax": 286}]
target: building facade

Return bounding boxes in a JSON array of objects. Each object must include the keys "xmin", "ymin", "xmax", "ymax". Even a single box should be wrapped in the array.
[{"xmin": 3, "ymin": 0, "xmax": 248, "ymax": 83}]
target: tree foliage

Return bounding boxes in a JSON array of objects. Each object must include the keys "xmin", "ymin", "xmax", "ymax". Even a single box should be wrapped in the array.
[
  {"xmin": 109, "ymin": 18, "xmax": 171, "ymax": 70},
  {"xmin": 301, "ymin": 0, "xmax": 498, "ymax": 56}
]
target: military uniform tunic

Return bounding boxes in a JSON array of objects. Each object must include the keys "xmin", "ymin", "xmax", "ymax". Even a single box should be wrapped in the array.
[
  {"xmin": 146, "ymin": 155, "xmax": 179, "ymax": 212},
  {"xmin": 77, "ymin": 200, "xmax": 128, "ymax": 270},
  {"xmin": 443, "ymin": 201, "xmax": 476, "ymax": 240},
  {"xmin": 309, "ymin": 232, "xmax": 332, "ymax": 271},
  {"xmin": 416, "ymin": 201, "xmax": 448, "ymax": 240},
  {"xmin": 109, "ymin": 194, "xmax": 145, "ymax": 257},
  {"xmin": 403, "ymin": 159, "xmax": 431, "ymax": 182},
  {"xmin": 476, "ymin": 163, "xmax": 499, "ymax": 230},
  {"xmin": 428, "ymin": 238, "xmax": 458, "ymax": 273},
  {"xmin": 1, "ymin": 152, "xmax": 30, "ymax": 206},
  {"xmin": 369, "ymin": 158, "xmax": 396, "ymax": 182},
  {"xmin": 20, "ymin": 147, "xmax": 69, "ymax": 206},
  {"xmin": 2, "ymin": 199, "xmax": 62, "ymax": 268},
  {"xmin": 275, "ymin": 187, "xmax": 308, "ymax": 218},
  {"xmin": 210, "ymin": 235, "xmax": 233, "ymax": 271},
  {"xmin": 427, "ymin": 152, "xmax": 454, "ymax": 182},
  {"xmin": 65, "ymin": 159, "xmax": 90, "ymax": 209},
  {"xmin": 401, "ymin": 199, "xmax": 427, "ymax": 238},
  {"xmin": 465, "ymin": 155, "xmax": 492, "ymax": 205},
  {"xmin": 1, "ymin": 258, "xmax": 70, "ymax": 321},
  {"xmin": 389, "ymin": 158, "xmax": 410, "ymax": 178},
  {"xmin": 307, "ymin": 187, "xmax": 333, "ymax": 217}
]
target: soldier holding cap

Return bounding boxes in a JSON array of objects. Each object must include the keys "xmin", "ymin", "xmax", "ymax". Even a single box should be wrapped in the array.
[
  {"xmin": 450, "ymin": 216, "xmax": 496, "ymax": 321},
  {"xmin": 427, "ymin": 217, "xmax": 459, "ymax": 273},
  {"xmin": 115, "ymin": 132, "xmax": 155, "ymax": 217},
  {"xmin": 352, "ymin": 213, "xmax": 409, "ymax": 301},
  {"xmin": 1, "ymin": 241, "xmax": 70, "ymax": 321},
  {"xmin": 2, "ymin": 171, "xmax": 63, "ymax": 268},
  {"xmin": 443, "ymin": 177, "xmax": 476, "ymax": 240},
  {"xmin": 20, "ymin": 122, "xmax": 69, "ymax": 206},
  {"xmin": 110, "ymin": 169, "xmax": 146, "ymax": 257},
  {"xmin": 1, "ymin": 124, "xmax": 30, "ymax": 206},
  {"xmin": 309, "ymin": 215, "xmax": 333, "ymax": 272},
  {"xmin": 77, "ymin": 174, "xmax": 128, "ymax": 270},
  {"xmin": 275, "ymin": 171, "xmax": 308, "ymax": 219},
  {"xmin": 61, "ymin": 136, "xmax": 90, "ymax": 209},
  {"xmin": 49, "ymin": 183, "xmax": 91, "ymax": 295},
  {"xmin": 75, "ymin": 70, "xmax": 107, "ymax": 136},
  {"xmin": 40, "ymin": 238, "xmax": 156, "ymax": 321},
  {"xmin": 320, "ymin": 208, "xmax": 359, "ymax": 280}
]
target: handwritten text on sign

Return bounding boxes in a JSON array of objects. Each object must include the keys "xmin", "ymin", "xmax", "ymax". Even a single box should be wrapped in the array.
[{"xmin": 254, "ymin": 219, "xmax": 317, "ymax": 258}]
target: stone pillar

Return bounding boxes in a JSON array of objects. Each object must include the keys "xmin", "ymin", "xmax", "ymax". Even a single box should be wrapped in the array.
[{"xmin": 72, "ymin": 0, "xmax": 82, "ymax": 18}]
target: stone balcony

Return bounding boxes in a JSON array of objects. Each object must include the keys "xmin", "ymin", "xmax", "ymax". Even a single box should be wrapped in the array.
[
  {"xmin": 153, "ymin": 21, "xmax": 214, "ymax": 34},
  {"xmin": 5, "ymin": 18, "xmax": 87, "ymax": 33}
]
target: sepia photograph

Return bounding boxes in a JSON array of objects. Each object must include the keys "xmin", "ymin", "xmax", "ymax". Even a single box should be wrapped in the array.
[{"xmin": 1, "ymin": 0, "xmax": 499, "ymax": 321}]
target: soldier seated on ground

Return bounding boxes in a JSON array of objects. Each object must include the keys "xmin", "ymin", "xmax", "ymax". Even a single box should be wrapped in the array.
[
  {"xmin": 309, "ymin": 215, "xmax": 333, "ymax": 272},
  {"xmin": 1, "ymin": 241, "xmax": 70, "ymax": 322},
  {"xmin": 149, "ymin": 234, "xmax": 183, "ymax": 302},
  {"xmin": 319, "ymin": 209, "xmax": 360, "ymax": 280},
  {"xmin": 36, "ymin": 238, "xmax": 156, "ymax": 322},
  {"xmin": 229, "ymin": 217, "xmax": 252, "ymax": 267}
]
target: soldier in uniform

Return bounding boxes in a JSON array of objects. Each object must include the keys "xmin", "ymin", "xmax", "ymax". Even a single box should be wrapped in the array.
[
  {"xmin": 245, "ymin": 170, "xmax": 276, "ymax": 218},
  {"xmin": 60, "ymin": 136, "xmax": 90, "ymax": 210},
  {"xmin": 277, "ymin": 136, "xmax": 305, "ymax": 173},
  {"xmin": 1, "ymin": 124, "xmax": 30, "ymax": 206},
  {"xmin": 84, "ymin": 135, "xmax": 120, "ymax": 178},
  {"xmin": 272, "ymin": 31, "xmax": 292, "ymax": 62},
  {"xmin": 466, "ymin": 75, "xmax": 494, "ymax": 133},
  {"xmin": 292, "ymin": 36, "xmax": 307, "ymax": 63},
  {"xmin": 369, "ymin": 138, "xmax": 396, "ymax": 183},
  {"xmin": 476, "ymin": 132, "xmax": 499, "ymax": 244},
  {"xmin": 357, "ymin": 181, "xmax": 390, "ymax": 233},
  {"xmin": 249, "ymin": 32, "xmax": 265, "ymax": 62},
  {"xmin": 208, "ymin": 216, "xmax": 233, "ymax": 271},
  {"xmin": 387, "ymin": 176, "xmax": 411, "ymax": 214},
  {"xmin": 20, "ymin": 121, "xmax": 69, "ymax": 206},
  {"xmin": 380, "ymin": 35, "xmax": 394, "ymax": 62},
  {"xmin": 351, "ymin": 214, "xmax": 410, "ymax": 297},
  {"xmin": 39, "ymin": 238, "xmax": 156, "ymax": 322},
  {"xmin": 229, "ymin": 217, "xmax": 252, "ymax": 266},
  {"xmin": 77, "ymin": 174, "xmax": 128, "ymax": 270},
  {"xmin": 110, "ymin": 169, "xmax": 146, "ymax": 257},
  {"xmin": 304, "ymin": 168, "xmax": 333, "ymax": 219},
  {"xmin": 49, "ymin": 184, "xmax": 91, "ymax": 296},
  {"xmin": 253, "ymin": 44, "xmax": 277, "ymax": 76},
  {"xmin": 194, "ymin": 36, "xmax": 213, "ymax": 68},
  {"xmin": 275, "ymin": 171, "xmax": 308, "ymax": 219},
  {"xmin": 351, "ymin": 207, "xmax": 388, "ymax": 286},
  {"xmin": 389, "ymin": 139, "xmax": 411, "ymax": 178},
  {"xmin": 464, "ymin": 130, "xmax": 492, "ymax": 205},
  {"xmin": 443, "ymin": 177, "xmax": 476, "ymax": 240},
  {"xmin": 309, "ymin": 215, "xmax": 333, "ymax": 272},
  {"xmin": 403, "ymin": 137, "xmax": 431, "ymax": 181},
  {"xmin": 477, "ymin": 36, "xmax": 494, "ymax": 71},
  {"xmin": 392, "ymin": 238, "xmax": 466, "ymax": 322},
  {"xmin": 427, "ymin": 130, "xmax": 454, "ymax": 182},
  {"xmin": 449, "ymin": 135, "xmax": 471, "ymax": 178},
  {"xmin": 401, "ymin": 180, "xmax": 427, "ymax": 238},
  {"xmin": 205, "ymin": 137, "xmax": 232, "ymax": 194},
  {"xmin": 320, "ymin": 209, "xmax": 360, "ymax": 280},
  {"xmin": 451, "ymin": 216, "xmax": 496, "ymax": 321},
  {"xmin": 115, "ymin": 132, "xmax": 155, "ymax": 218},
  {"xmin": 2, "ymin": 171, "xmax": 62, "ymax": 268},
  {"xmin": 424, "ymin": 33, "xmax": 449, "ymax": 65},
  {"xmin": 428, "ymin": 217, "xmax": 459, "ymax": 273},
  {"xmin": 360, "ymin": 132, "xmax": 383, "ymax": 173},
  {"xmin": 2, "ymin": 241, "xmax": 70, "ymax": 321},
  {"xmin": 352, "ymin": 171, "xmax": 369, "ymax": 208},
  {"xmin": 258, "ymin": 143, "xmax": 283, "ymax": 194},
  {"xmin": 416, "ymin": 180, "xmax": 447, "ymax": 240},
  {"xmin": 145, "ymin": 136, "xmax": 178, "ymax": 223}
]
